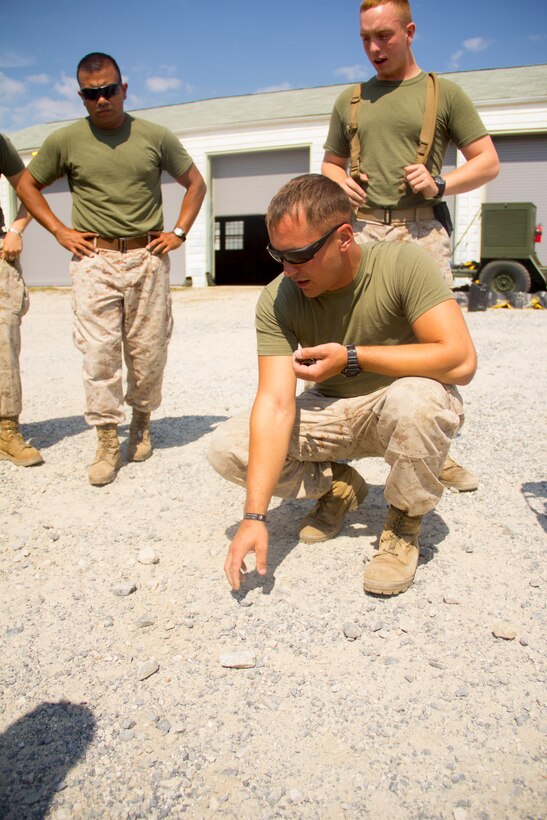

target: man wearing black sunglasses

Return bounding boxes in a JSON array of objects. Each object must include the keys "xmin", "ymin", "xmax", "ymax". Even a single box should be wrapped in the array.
[
  {"xmin": 209, "ymin": 174, "xmax": 476, "ymax": 597},
  {"xmin": 17, "ymin": 52, "xmax": 206, "ymax": 486}
]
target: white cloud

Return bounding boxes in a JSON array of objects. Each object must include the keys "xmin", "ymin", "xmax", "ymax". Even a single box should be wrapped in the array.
[
  {"xmin": 334, "ymin": 64, "xmax": 370, "ymax": 82},
  {"xmin": 0, "ymin": 72, "xmax": 25, "ymax": 99},
  {"xmin": 0, "ymin": 51, "xmax": 34, "ymax": 68},
  {"xmin": 27, "ymin": 73, "xmax": 51, "ymax": 84},
  {"xmin": 462, "ymin": 37, "xmax": 490, "ymax": 52},
  {"xmin": 255, "ymin": 82, "xmax": 292, "ymax": 93},
  {"xmin": 54, "ymin": 73, "xmax": 79, "ymax": 100},
  {"xmin": 145, "ymin": 76, "xmax": 182, "ymax": 93},
  {"xmin": 449, "ymin": 36, "xmax": 491, "ymax": 70},
  {"xmin": 3, "ymin": 96, "xmax": 83, "ymax": 130},
  {"xmin": 449, "ymin": 49, "xmax": 464, "ymax": 70}
]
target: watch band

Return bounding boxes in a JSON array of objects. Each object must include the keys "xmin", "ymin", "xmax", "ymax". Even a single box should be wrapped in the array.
[
  {"xmin": 172, "ymin": 227, "xmax": 187, "ymax": 241},
  {"xmin": 434, "ymin": 176, "xmax": 446, "ymax": 198},
  {"xmin": 341, "ymin": 344, "xmax": 361, "ymax": 378}
]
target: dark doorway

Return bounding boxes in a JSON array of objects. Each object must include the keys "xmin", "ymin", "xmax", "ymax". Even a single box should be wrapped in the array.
[{"xmin": 214, "ymin": 215, "xmax": 282, "ymax": 285}]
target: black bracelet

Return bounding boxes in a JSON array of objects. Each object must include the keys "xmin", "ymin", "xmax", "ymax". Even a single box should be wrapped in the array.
[{"xmin": 243, "ymin": 513, "xmax": 267, "ymax": 522}]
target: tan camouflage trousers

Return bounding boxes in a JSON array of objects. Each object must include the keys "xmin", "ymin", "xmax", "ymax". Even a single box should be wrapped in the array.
[
  {"xmin": 0, "ymin": 250, "xmax": 29, "ymax": 418},
  {"xmin": 70, "ymin": 249, "xmax": 173, "ymax": 426},
  {"xmin": 208, "ymin": 377, "xmax": 464, "ymax": 517},
  {"xmin": 354, "ymin": 218, "xmax": 453, "ymax": 286}
]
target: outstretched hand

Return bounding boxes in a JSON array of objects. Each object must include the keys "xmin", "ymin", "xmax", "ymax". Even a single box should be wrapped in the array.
[{"xmin": 224, "ymin": 520, "xmax": 269, "ymax": 590}]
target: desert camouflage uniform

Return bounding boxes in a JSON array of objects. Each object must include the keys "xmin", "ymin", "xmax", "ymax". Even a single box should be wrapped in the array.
[
  {"xmin": 70, "ymin": 248, "xmax": 172, "ymax": 425},
  {"xmin": 0, "ymin": 247, "xmax": 29, "ymax": 418},
  {"xmin": 354, "ymin": 218, "xmax": 453, "ymax": 285},
  {"xmin": 209, "ymin": 376, "xmax": 464, "ymax": 517}
]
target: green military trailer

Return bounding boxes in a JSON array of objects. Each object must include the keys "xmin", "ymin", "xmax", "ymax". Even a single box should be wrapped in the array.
[{"xmin": 452, "ymin": 202, "xmax": 547, "ymax": 293}]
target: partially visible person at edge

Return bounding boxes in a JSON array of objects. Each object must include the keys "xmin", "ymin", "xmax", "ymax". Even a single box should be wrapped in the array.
[
  {"xmin": 0, "ymin": 134, "xmax": 43, "ymax": 468},
  {"xmin": 322, "ymin": 0, "xmax": 498, "ymax": 494},
  {"xmin": 17, "ymin": 52, "xmax": 206, "ymax": 486},
  {"xmin": 208, "ymin": 174, "xmax": 477, "ymax": 597}
]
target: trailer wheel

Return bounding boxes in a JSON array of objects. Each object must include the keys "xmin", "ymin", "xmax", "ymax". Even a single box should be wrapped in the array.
[{"xmin": 479, "ymin": 260, "xmax": 532, "ymax": 294}]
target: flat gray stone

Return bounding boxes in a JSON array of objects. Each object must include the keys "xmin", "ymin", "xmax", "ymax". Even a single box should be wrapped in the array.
[
  {"xmin": 219, "ymin": 650, "xmax": 256, "ymax": 669},
  {"xmin": 492, "ymin": 622, "xmax": 517, "ymax": 640},
  {"xmin": 343, "ymin": 622, "xmax": 362, "ymax": 640},
  {"xmin": 137, "ymin": 659, "xmax": 159, "ymax": 680},
  {"xmin": 112, "ymin": 582, "xmax": 137, "ymax": 597}
]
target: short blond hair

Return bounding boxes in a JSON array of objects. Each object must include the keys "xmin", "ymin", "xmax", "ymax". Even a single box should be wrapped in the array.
[{"xmin": 360, "ymin": 0, "xmax": 413, "ymax": 26}]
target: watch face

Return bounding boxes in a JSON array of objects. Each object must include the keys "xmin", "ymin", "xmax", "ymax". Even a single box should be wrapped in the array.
[{"xmin": 173, "ymin": 227, "xmax": 185, "ymax": 239}]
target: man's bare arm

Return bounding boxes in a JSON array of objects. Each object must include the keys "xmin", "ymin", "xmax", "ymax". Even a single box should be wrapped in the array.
[
  {"xmin": 293, "ymin": 300, "xmax": 477, "ymax": 387},
  {"xmin": 224, "ymin": 355, "xmax": 296, "ymax": 590},
  {"xmin": 16, "ymin": 169, "xmax": 96, "ymax": 259},
  {"xmin": 1, "ymin": 170, "xmax": 32, "ymax": 261},
  {"xmin": 146, "ymin": 163, "xmax": 207, "ymax": 255},
  {"xmin": 404, "ymin": 135, "xmax": 500, "ymax": 199},
  {"xmin": 322, "ymin": 150, "xmax": 368, "ymax": 208}
]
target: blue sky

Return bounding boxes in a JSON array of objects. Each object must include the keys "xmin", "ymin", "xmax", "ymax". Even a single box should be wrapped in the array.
[{"xmin": 1, "ymin": 0, "xmax": 546, "ymax": 133}]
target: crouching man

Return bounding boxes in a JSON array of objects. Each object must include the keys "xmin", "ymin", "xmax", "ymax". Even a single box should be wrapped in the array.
[{"xmin": 208, "ymin": 174, "xmax": 476, "ymax": 596}]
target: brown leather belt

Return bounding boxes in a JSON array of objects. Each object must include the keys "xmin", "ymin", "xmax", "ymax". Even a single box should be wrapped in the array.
[
  {"xmin": 356, "ymin": 206, "xmax": 436, "ymax": 225},
  {"xmin": 94, "ymin": 234, "xmax": 152, "ymax": 252}
]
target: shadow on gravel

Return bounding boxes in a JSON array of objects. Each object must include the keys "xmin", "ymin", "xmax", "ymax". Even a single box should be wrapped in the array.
[
  {"xmin": 120, "ymin": 414, "xmax": 228, "ymax": 450},
  {"xmin": 22, "ymin": 414, "xmax": 228, "ymax": 451},
  {"xmin": 21, "ymin": 415, "xmax": 88, "ymax": 448},
  {"xmin": 226, "ymin": 487, "xmax": 449, "ymax": 600},
  {"xmin": 0, "ymin": 700, "xmax": 96, "ymax": 819},
  {"xmin": 521, "ymin": 481, "xmax": 547, "ymax": 533}
]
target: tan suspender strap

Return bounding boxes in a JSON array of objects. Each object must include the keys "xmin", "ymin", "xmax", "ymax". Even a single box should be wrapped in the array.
[
  {"xmin": 348, "ymin": 83, "xmax": 362, "ymax": 180},
  {"xmin": 415, "ymin": 71, "xmax": 439, "ymax": 166}
]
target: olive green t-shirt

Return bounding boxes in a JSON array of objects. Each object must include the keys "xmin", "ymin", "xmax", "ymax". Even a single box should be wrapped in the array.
[
  {"xmin": 28, "ymin": 115, "xmax": 193, "ymax": 237},
  {"xmin": 255, "ymin": 242, "xmax": 453, "ymax": 398},
  {"xmin": 0, "ymin": 133, "xmax": 25, "ymax": 228},
  {"xmin": 324, "ymin": 72, "xmax": 488, "ymax": 210}
]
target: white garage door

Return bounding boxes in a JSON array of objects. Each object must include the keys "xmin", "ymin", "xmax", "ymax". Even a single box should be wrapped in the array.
[
  {"xmin": 212, "ymin": 148, "xmax": 310, "ymax": 216},
  {"xmin": 488, "ymin": 135, "xmax": 547, "ymax": 264}
]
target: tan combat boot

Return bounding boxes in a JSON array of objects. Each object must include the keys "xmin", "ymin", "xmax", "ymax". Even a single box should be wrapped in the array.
[
  {"xmin": 439, "ymin": 454, "xmax": 478, "ymax": 492},
  {"xmin": 0, "ymin": 417, "xmax": 44, "ymax": 467},
  {"xmin": 126, "ymin": 409, "xmax": 152, "ymax": 462},
  {"xmin": 363, "ymin": 506, "xmax": 423, "ymax": 596},
  {"xmin": 299, "ymin": 463, "xmax": 368, "ymax": 543},
  {"xmin": 88, "ymin": 424, "xmax": 121, "ymax": 486}
]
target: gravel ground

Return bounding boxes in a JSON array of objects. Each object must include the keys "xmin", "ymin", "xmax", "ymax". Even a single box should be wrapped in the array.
[{"xmin": 0, "ymin": 287, "xmax": 545, "ymax": 819}]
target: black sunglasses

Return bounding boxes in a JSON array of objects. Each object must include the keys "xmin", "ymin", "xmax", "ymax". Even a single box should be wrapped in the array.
[
  {"xmin": 267, "ymin": 222, "xmax": 345, "ymax": 265},
  {"xmin": 80, "ymin": 82, "xmax": 120, "ymax": 101}
]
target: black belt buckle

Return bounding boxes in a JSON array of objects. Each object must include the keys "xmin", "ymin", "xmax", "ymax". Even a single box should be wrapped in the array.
[
  {"xmin": 383, "ymin": 209, "xmax": 392, "ymax": 225},
  {"xmin": 119, "ymin": 237, "xmax": 126, "ymax": 253}
]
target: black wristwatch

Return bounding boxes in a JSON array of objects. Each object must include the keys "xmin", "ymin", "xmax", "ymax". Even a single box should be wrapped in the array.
[
  {"xmin": 341, "ymin": 344, "xmax": 361, "ymax": 378},
  {"xmin": 434, "ymin": 176, "xmax": 446, "ymax": 198}
]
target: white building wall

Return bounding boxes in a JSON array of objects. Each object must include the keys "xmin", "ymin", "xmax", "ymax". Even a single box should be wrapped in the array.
[
  {"xmin": 9, "ymin": 96, "xmax": 547, "ymax": 286},
  {"xmin": 179, "ymin": 118, "xmax": 328, "ymax": 286}
]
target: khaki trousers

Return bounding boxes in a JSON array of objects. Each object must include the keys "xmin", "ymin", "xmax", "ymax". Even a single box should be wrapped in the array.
[
  {"xmin": 0, "ymin": 250, "xmax": 29, "ymax": 418},
  {"xmin": 354, "ymin": 218, "xmax": 453, "ymax": 286},
  {"xmin": 70, "ymin": 248, "xmax": 173, "ymax": 426},
  {"xmin": 208, "ymin": 378, "xmax": 464, "ymax": 517}
]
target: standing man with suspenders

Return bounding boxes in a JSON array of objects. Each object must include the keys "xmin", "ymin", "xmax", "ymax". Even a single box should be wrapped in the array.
[{"xmin": 322, "ymin": 0, "xmax": 499, "ymax": 492}]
